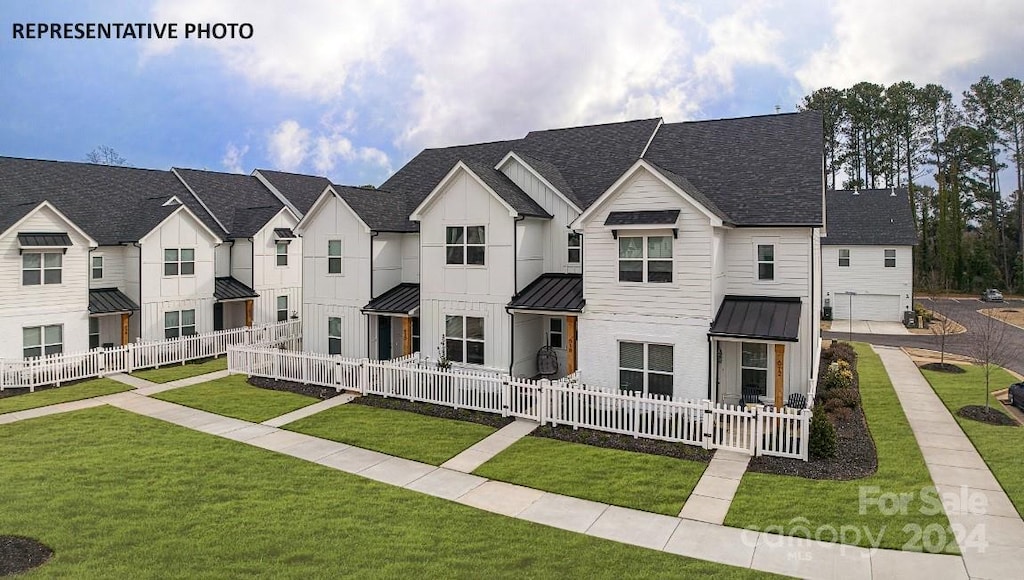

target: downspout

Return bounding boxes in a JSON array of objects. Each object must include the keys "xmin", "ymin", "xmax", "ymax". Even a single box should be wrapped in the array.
[
  {"xmin": 133, "ymin": 242, "xmax": 143, "ymax": 342},
  {"xmin": 509, "ymin": 216, "xmax": 525, "ymax": 376},
  {"xmin": 707, "ymin": 335, "xmax": 713, "ymax": 400},
  {"xmin": 809, "ymin": 230, "xmax": 816, "ymax": 391},
  {"xmin": 368, "ymin": 231, "xmax": 379, "ymax": 359}
]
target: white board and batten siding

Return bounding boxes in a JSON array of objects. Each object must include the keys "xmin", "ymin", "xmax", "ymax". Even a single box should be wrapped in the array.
[
  {"xmin": 418, "ymin": 169, "xmax": 516, "ymax": 370},
  {"xmin": 822, "ymin": 245, "xmax": 913, "ymax": 321},
  {"xmin": 251, "ymin": 210, "xmax": 302, "ymax": 326},
  {"xmin": 0, "ymin": 205, "xmax": 92, "ymax": 358},
  {"xmin": 88, "ymin": 245, "xmax": 127, "ymax": 290},
  {"xmin": 138, "ymin": 210, "xmax": 218, "ymax": 341}
]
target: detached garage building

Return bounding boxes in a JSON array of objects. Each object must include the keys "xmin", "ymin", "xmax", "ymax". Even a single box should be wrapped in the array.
[{"xmin": 822, "ymin": 189, "xmax": 918, "ymax": 322}]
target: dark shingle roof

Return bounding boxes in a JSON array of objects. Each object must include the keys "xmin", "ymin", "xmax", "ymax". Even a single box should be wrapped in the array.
[
  {"xmin": 363, "ymin": 283, "xmax": 420, "ymax": 314},
  {"xmin": 214, "ymin": 277, "xmax": 259, "ymax": 301},
  {"xmin": 605, "ymin": 210, "xmax": 680, "ymax": 226},
  {"xmin": 88, "ymin": 288, "xmax": 140, "ymax": 314},
  {"xmin": 173, "ymin": 168, "xmax": 285, "ymax": 238},
  {"xmin": 334, "ymin": 186, "xmax": 419, "ymax": 232},
  {"xmin": 255, "ymin": 169, "xmax": 332, "ymax": 216},
  {"xmin": 644, "ymin": 161, "xmax": 731, "ymax": 223},
  {"xmin": 643, "ymin": 112, "xmax": 824, "ymax": 226},
  {"xmin": 0, "ymin": 157, "xmax": 192, "ymax": 245},
  {"xmin": 709, "ymin": 296, "xmax": 802, "ymax": 342},
  {"xmin": 823, "ymin": 189, "xmax": 918, "ymax": 246},
  {"xmin": 507, "ymin": 274, "xmax": 584, "ymax": 313},
  {"xmin": 17, "ymin": 232, "xmax": 73, "ymax": 247},
  {"xmin": 462, "ymin": 160, "xmax": 551, "ymax": 218}
]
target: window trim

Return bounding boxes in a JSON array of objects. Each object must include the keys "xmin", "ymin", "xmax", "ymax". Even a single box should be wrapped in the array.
[
  {"xmin": 327, "ymin": 239, "xmax": 343, "ymax": 275},
  {"xmin": 547, "ymin": 317, "xmax": 564, "ymax": 349},
  {"xmin": 741, "ymin": 342, "xmax": 770, "ymax": 398},
  {"xmin": 276, "ymin": 242, "xmax": 288, "ymax": 267},
  {"xmin": 617, "ymin": 234, "xmax": 673, "ymax": 283},
  {"xmin": 163, "ymin": 248, "xmax": 195, "ymax": 277},
  {"xmin": 89, "ymin": 317, "xmax": 100, "ymax": 349},
  {"xmin": 444, "ymin": 314, "xmax": 485, "ymax": 365},
  {"xmin": 884, "ymin": 248, "xmax": 896, "ymax": 268},
  {"xmin": 838, "ymin": 248, "xmax": 850, "ymax": 268},
  {"xmin": 91, "ymin": 255, "xmax": 104, "ymax": 279},
  {"xmin": 618, "ymin": 341, "xmax": 674, "ymax": 397},
  {"xmin": 164, "ymin": 309, "xmax": 197, "ymax": 339},
  {"xmin": 276, "ymin": 295, "xmax": 289, "ymax": 322},
  {"xmin": 756, "ymin": 243, "xmax": 775, "ymax": 282},
  {"xmin": 23, "ymin": 324, "xmax": 63, "ymax": 358},
  {"xmin": 445, "ymin": 225, "xmax": 486, "ymax": 266},
  {"xmin": 328, "ymin": 316, "xmax": 342, "ymax": 355},
  {"xmin": 22, "ymin": 251, "xmax": 62, "ymax": 286},
  {"xmin": 567, "ymin": 232, "xmax": 582, "ymax": 264}
]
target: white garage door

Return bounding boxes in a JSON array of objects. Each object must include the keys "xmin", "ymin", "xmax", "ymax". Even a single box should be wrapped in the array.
[{"xmin": 833, "ymin": 294, "xmax": 901, "ymax": 322}]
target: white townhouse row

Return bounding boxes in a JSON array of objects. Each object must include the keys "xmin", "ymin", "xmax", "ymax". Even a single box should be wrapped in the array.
[
  {"xmin": 0, "ymin": 160, "xmax": 312, "ymax": 360},
  {"xmin": 294, "ymin": 112, "xmax": 828, "ymax": 407}
]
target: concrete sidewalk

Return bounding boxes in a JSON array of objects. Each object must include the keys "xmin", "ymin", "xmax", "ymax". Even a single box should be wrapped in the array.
[
  {"xmin": 874, "ymin": 345, "xmax": 1024, "ymax": 579},
  {"xmin": 440, "ymin": 419, "xmax": 538, "ymax": 473},
  {"xmin": 678, "ymin": 450, "xmax": 750, "ymax": 524},
  {"xmin": 262, "ymin": 392, "xmax": 356, "ymax": 427}
]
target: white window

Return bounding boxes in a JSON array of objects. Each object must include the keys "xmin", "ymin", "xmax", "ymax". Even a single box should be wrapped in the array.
[
  {"xmin": 838, "ymin": 249, "xmax": 850, "ymax": 268},
  {"xmin": 757, "ymin": 244, "xmax": 775, "ymax": 281},
  {"xmin": 89, "ymin": 317, "xmax": 100, "ymax": 349},
  {"xmin": 618, "ymin": 235, "xmax": 672, "ymax": 283},
  {"xmin": 446, "ymin": 226, "xmax": 486, "ymax": 265},
  {"xmin": 547, "ymin": 318, "xmax": 563, "ymax": 349},
  {"xmin": 328, "ymin": 240, "xmax": 342, "ymax": 274},
  {"xmin": 164, "ymin": 309, "xmax": 196, "ymax": 339},
  {"xmin": 445, "ymin": 315, "xmax": 484, "ymax": 364},
  {"xmin": 741, "ymin": 343, "xmax": 769, "ymax": 397},
  {"xmin": 618, "ymin": 342, "xmax": 673, "ymax": 396},
  {"xmin": 276, "ymin": 242, "xmax": 288, "ymax": 267},
  {"xmin": 164, "ymin": 249, "xmax": 195, "ymax": 276},
  {"xmin": 23, "ymin": 324, "xmax": 62, "ymax": 358},
  {"xmin": 328, "ymin": 316, "xmax": 342, "ymax": 355},
  {"xmin": 92, "ymin": 255, "xmax": 103, "ymax": 279},
  {"xmin": 277, "ymin": 295, "xmax": 289, "ymax": 322},
  {"xmin": 884, "ymin": 249, "xmax": 896, "ymax": 268},
  {"xmin": 22, "ymin": 252, "xmax": 62, "ymax": 285},
  {"xmin": 567, "ymin": 232, "xmax": 582, "ymax": 264}
]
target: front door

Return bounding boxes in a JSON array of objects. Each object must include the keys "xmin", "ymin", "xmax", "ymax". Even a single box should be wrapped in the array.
[
  {"xmin": 377, "ymin": 316, "xmax": 391, "ymax": 360},
  {"xmin": 213, "ymin": 303, "xmax": 224, "ymax": 331}
]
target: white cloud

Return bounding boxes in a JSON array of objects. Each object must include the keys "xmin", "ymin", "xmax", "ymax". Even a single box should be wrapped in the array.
[
  {"xmin": 267, "ymin": 118, "xmax": 390, "ymax": 176},
  {"xmin": 693, "ymin": 4, "xmax": 784, "ymax": 90},
  {"xmin": 268, "ymin": 120, "xmax": 310, "ymax": 171},
  {"xmin": 221, "ymin": 142, "xmax": 248, "ymax": 173}
]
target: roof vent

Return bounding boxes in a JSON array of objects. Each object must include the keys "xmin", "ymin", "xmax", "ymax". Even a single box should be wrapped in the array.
[
  {"xmin": 890, "ymin": 187, "xmax": 896, "ymax": 197},
  {"xmin": 162, "ymin": 195, "xmax": 183, "ymax": 207},
  {"xmin": 852, "ymin": 188, "xmax": 859, "ymax": 196}
]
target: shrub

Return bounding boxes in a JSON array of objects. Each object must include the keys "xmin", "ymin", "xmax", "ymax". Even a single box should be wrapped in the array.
[
  {"xmin": 828, "ymin": 406, "xmax": 854, "ymax": 422},
  {"xmin": 829, "ymin": 342, "xmax": 857, "ymax": 365},
  {"xmin": 829, "ymin": 386, "xmax": 861, "ymax": 409},
  {"xmin": 809, "ymin": 411, "xmax": 837, "ymax": 459},
  {"xmin": 820, "ymin": 360, "xmax": 854, "ymax": 392}
]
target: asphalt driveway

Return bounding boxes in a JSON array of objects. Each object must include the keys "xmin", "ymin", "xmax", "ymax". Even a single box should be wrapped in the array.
[{"xmin": 823, "ymin": 297, "xmax": 1024, "ymax": 376}]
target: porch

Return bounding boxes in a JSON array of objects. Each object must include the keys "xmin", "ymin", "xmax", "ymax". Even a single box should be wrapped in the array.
[
  {"xmin": 88, "ymin": 288, "xmax": 139, "ymax": 348},
  {"xmin": 507, "ymin": 273, "xmax": 582, "ymax": 380},
  {"xmin": 213, "ymin": 277, "xmax": 259, "ymax": 331},
  {"xmin": 363, "ymin": 283, "xmax": 420, "ymax": 360}
]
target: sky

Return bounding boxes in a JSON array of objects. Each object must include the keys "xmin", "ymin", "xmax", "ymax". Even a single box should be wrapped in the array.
[{"xmin": 1, "ymin": 0, "xmax": 1022, "ymax": 187}]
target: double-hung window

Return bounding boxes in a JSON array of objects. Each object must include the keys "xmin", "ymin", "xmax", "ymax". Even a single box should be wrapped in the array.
[
  {"xmin": 23, "ymin": 324, "xmax": 63, "ymax": 358},
  {"xmin": 22, "ymin": 252, "xmax": 62, "ymax": 285},
  {"xmin": 446, "ymin": 226, "xmax": 485, "ymax": 265},
  {"xmin": 741, "ymin": 343, "xmax": 769, "ymax": 397},
  {"xmin": 567, "ymin": 232, "xmax": 582, "ymax": 264},
  {"xmin": 277, "ymin": 296, "xmax": 289, "ymax": 322},
  {"xmin": 328, "ymin": 317, "xmax": 342, "ymax": 354},
  {"xmin": 89, "ymin": 318, "xmax": 100, "ymax": 349},
  {"xmin": 164, "ymin": 249, "xmax": 195, "ymax": 276},
  {"xmin": 91, "ymin": 256, "xmax": 103, "ymax": 279},
  {"xmin": 838, "ymin": 249, "xmax": 850, "ymax": 267},
  {"xmin": 618, "ymin": 236, "xmax": 672, "ymax": 282},
  {"xmin": 327, "ymin": 240, "xmax": 342, "ymax": 274},
  {"xmin": 445, "ymin": 315, "xmax": 484, "ymax": 364},
  {"xmin": 276, "ymin": 242, "xmax": 288, "ymax": 266},
  {"xmin": 757, "ymin": 244, "xmax": 775, "ymax": 281},
  {"xmin": 164, "ymin": 309, "xmax": 196, "ymax": 339},
  {"xmin": 618, "ymin": 341, "xmax": 673, "ymax": 396},
  {"xmin": 884, "ymin": 249, "xmax": 896, "ymax": 268},
  {"xmin": 547, "ymin": 318, "xmax": 563, "ymax": 348}
]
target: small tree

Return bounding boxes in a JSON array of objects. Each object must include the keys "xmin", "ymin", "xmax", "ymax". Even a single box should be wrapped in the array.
[
  {"xmin": 928, "ymin": 304, "xmax": 959, "ymax": 365},
  {"xmin": 85, "ymin": 146, "xmax": 128, "ymax": 166},
  {"xmin": 969, "ymin": 309, "xmax": 1012, "ymax": 409}
]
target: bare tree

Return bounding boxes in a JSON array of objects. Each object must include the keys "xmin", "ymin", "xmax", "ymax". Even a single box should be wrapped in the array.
[
  {"xmin": 929, "ymin": 304, "xmax": 959, "ymax": 365},
  {"xmin": 968, "ymin": 309, "xmax": 1012, "ymax": 409},
  {"xmin": 85, "ymin": 146, "xmax": 128, "ymax": 166}
]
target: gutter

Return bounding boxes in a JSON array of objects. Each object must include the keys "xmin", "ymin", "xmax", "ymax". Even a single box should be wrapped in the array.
[
  {"xmin": 509, "ymin": 215, "xmax": 525, "ymax": 376},
  {"xmin": 367, "ymin": 231, "xmax": 379, "ymax": 359}
]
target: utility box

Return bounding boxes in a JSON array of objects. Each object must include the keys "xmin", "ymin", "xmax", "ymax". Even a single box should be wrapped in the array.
[
  {"xmin": 903, "ymin": 310, "xmax": 917, "ymax": 328},
  {"xmin": 822, "ymin": 306, "xmax": 833, "ymax": 321}
]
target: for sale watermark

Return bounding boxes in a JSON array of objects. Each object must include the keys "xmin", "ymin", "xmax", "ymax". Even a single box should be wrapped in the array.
[{"xmin": 11, "ymin": 22, "xmax": 254, "ymax": 40}]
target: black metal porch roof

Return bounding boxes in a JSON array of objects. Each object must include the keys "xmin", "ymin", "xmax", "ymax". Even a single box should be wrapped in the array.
[
  {"xmin": 507, "ymin": 273, "xmax": 584, "ymax": 313},
  {"xmin": 363, "ymin": 283, "xmax": 420, "ymax": 315},
  {"xmin": 88, "ymin": 288, "xmax": 140, "ymax": 314},
  {"xmin": 709, "ymin": 295, "xmax": 802, "ymax": 342}
]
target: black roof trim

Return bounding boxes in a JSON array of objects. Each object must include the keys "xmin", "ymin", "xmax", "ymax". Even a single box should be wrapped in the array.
[
  {"xmin": 214, "ymin": 277, "xmax": 259, "ymax": 301},
  {"xmin": 88, "ymin": 288, "xmax": 140, "ymax": 314},
  {"xmin": 507, "ymin": 273, "xmax": 584, "ymax": 313},
  {"xmin": 363, "ymin": 283, "xmax": 420, "ymax": 315},
  {"xmin": 605, "ymin": 210, "xmax": 680, "ymax": 226},
  {"xmin": 709, "ymin": 295, "xmax": 802, "ymax": 342}
]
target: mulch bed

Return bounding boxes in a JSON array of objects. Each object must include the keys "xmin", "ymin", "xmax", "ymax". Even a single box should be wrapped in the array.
[
  {"xmin": 0, "ymin": 536, "xmax": 52, "ymax": 577},
  {"xmin": 530, "ymin": 424, "xmax": 713, "ymax": 462},
  {"xmin": 920, "ymin": 362, "xmax": 966, "ymax": 374},
  {"xmin": 351, "ymin": 395, "xmax": 515, "ymax": 429},
  {"xmin": 958, "ymin": 405, "xmax": 1018, "ymax": 426},
  {"xmin": 247, "ymin": 376, "xmax": 342, "ymax": 400}
]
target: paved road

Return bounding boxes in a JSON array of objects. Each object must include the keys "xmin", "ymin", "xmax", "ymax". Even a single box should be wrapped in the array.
[{"xmin": 823, "ymin": 297, "xmax": 1024, "ymax": 377}]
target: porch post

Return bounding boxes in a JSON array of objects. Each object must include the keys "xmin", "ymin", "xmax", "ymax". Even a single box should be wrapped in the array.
[
  {"xmin": 774, "ymin": 343, "xmax": 785, "ymax": 408},
  {"xmin": 120, "ymin": 313, "xmax": 130, "ymax": 346},
  {"xmin": 402, "ymin": 317, "xmax": 413, "ymax": 355},
  {"xmin": 245, "ymin": 299, "xmax": 254, "ymax": 327},
  {"xmin": 566, "ymin": 315, "xmax": 578, "ymax": 375}
]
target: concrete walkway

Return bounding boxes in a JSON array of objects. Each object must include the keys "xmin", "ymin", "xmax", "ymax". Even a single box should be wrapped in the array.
[
  {"xmin": 107, "ymin": 369, "xmax": 232, "ymax": 396},
  {"xmin": 678, "ymin": 450, "xmax": 750, "ymax": 524},
  {"xmin": 262, "ymin": 393, "xmax": 356, "ymax": 427},
  {"xmin": 829, "ymin": 319, "xmax": 910, "ymax": 335},
  {"xmin": 440, "ymin": 419, "xmax": 538, "ymax": 473},
  {"xmin": 874, "ymin": 345, "xmax": 1024, "ymax": 579}
]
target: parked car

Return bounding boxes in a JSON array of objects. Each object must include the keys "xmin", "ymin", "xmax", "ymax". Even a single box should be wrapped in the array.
[
  {"xmin": 1008, "ymin": 382, "xmax": 1024, "ymax": 410},
  {"xmin": 981, "ymin": 288, "xmax": 1004, "ymax": 302}
]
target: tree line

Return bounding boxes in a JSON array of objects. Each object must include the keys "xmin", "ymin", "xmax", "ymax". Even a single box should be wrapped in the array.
[{"xmin": 800, "ymin": 78, "xmax": 1024, "ymax": 293}]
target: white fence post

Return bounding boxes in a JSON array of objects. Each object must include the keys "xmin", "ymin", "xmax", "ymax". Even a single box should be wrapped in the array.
[
  {"xmin": 753, "ymin": 407, "xmax": 763, "ymax": 456},
  {"xmin": 500, "ymin": 375, "xmax": 510, "ymax": 418},
  {"xmin": 701, "ymin": 399, "xmax": 713, "ymax": 450},
  {"xmin": 801, "ymin": 409, "xmax": 812, "ymax": 461}
]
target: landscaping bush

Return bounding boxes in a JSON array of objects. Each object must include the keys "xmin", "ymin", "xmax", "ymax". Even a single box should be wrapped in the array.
[
  {"xmin": 820, "ymin": 360, "xmax": 854, "ymax": 392},
  {"xmin": 808, "ymin": 411, "xmax": 837, "ymax": 459},
  {"xmin": 825, "ymin": 386, "xmax": 860, "ymax": 409},
  {"xmin": 829, "ymin": 342, "xmax": 857, "ymax": 365}
]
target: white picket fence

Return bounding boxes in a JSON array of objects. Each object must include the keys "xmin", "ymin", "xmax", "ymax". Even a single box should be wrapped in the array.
[
  {"xmin": 228, "ymin": 345, "xmax": 811, "ymax": 460},
  {"xmin": 0, "ymin": 320, "xmax": 302, "ymax": 392}
]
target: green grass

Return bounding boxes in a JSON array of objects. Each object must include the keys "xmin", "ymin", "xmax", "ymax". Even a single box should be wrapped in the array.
[
  {"xmin": 0, "ymin": 407, "xmax": 774, "ymax": 579},
  {"xmin": 922, "ymin": 363, "xmax": 1024, "ymax": 517},
  {"xmin": 286, "ymin": 404, "xmax": 497, "ymax": 465},
  {"xmin": 151, "ymin": 375, "xmax": 316, "ymax": 423},
  {"xmin": 474, "ymin": 436, "xmax": 707, "ymax": 516},
  {"xmin": 131, "ymin": 357, "xmax": 228, "ymax": 383},
  {"xmin": 0, "ymin": 378, "xmax": 132, "ymax": 415},
  {"xmin": 726, "ymin": 343, "xmax": 957, "ymax": 553}
]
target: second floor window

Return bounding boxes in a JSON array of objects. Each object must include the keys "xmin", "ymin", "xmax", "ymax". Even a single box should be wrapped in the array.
[
  {"xmin": 618, "ymin": 236, "xmax": 672, "ymax": 283},
  {"xmin": 23, "ymin": 324, "xmax": 62, "ymax": 358},
  {"xmin": 838, "ymin": 249, "xmax": 850, "ymax": 267},
  {"xmin": 567, "ymin": 232, "xmax": 581, "ymax": 263},
  {"xmin": 22, "ymin": 252, "xmax": 61, "ymax": 285},
  {"xmin": 164, "ymin": 309, "xmax": 196, "ymax": 339},
  {"xmin": 164, "ymin": 249, "xmax": 195, "ymax": 276},
  {"xmin": 328, "ymin": 240, "xmax": 342, "ymax": 274},
  {"xmin": 277, "ymin": 295, "xmax": 289, "ymax": 322},
  {"xmin": 446, "ymin": 226, "xmax": 485, "ymax": 265},
  {"xmin": 276, "ymin": 242, "xmax": 288, "ymax": 266},
  {"xmin": 92, "ymin": 256, "xmax": 103, "ymax": 279},
  {"xmin": 884, "ymin": 249, "xmax": 896, "ymax": 268},
  {"xmin": 445, "ymin": 314, "xmax": 484, "ymax": 364},
  {"xmin": 757, "ymin": 244, "xmax": 775, "ymax": 281}
]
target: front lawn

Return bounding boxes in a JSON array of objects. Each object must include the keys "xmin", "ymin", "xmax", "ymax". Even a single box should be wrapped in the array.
[
  {"xmin": 922, "ymin": 364, "xmax": 1024, "ymax": 517},
  {"xmin": 286, "ymin": 403, "xmax": 496, "ymax": 465},
  {"xmin": 726, "ymin": 343, "xmax": 957, "ymax": 553},
  {"xmin": 151, "ymin": 375, "xmax": 316, "ymax": 423},
  {"xmin": 0, "ymin": 408, "xmax": 772, "ymax": 578},
  {"xmin": 131, "ymin": 357, "xmax": 227, "ymax": 383},
  {"xmin": 0, "ymin": 378, "xmax": 132, "ymax": 415},
  {"xmin": 474, "ymin": 436, "xmax": 706, "ymax": 516}
]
